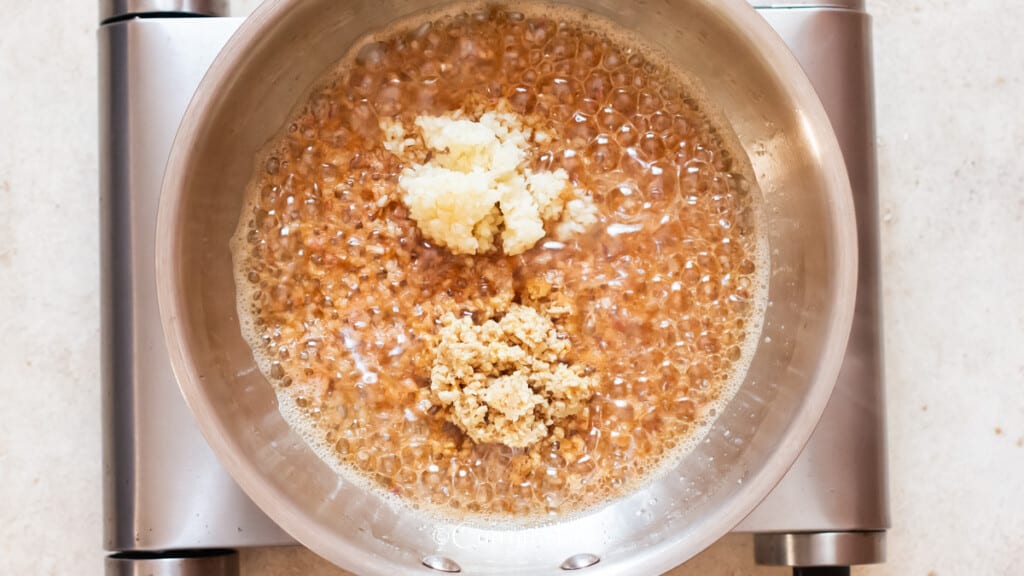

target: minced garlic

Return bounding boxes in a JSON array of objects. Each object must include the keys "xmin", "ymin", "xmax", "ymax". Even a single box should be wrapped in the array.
[{"xmin": 382, "ymin": 103, "xmax": 596, "ymax": 256}]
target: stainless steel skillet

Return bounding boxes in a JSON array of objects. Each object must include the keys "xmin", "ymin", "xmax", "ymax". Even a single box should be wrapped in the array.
[{"xmin": 156, "ymin": 1, "xmax": 857, "ymax": 574}]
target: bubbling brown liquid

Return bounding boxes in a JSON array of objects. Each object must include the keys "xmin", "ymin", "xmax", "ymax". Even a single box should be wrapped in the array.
[{"xmin": 232, "ymin": 4, "xmax": 764, "ymax": 521}]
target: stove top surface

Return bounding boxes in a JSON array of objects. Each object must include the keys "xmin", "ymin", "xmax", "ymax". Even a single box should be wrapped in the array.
[{"xmin": 99, "ymin": 3, "xmax": 887, "ymax": 573}]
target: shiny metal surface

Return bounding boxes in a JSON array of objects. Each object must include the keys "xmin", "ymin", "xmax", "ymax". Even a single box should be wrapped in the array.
[
  {"xmin": 749, "ymin": 1, "xmax": 864, "ymax": 10},
  {"xmin": 754, "ymin": 532, "xmax": 887, "ymax": 566},
  {"xmin": 100, "ymin": 0, "xmax": 227, "ymax": 21},
  {"xmin": 156, "ymin": 1, "xmax": 857, "ymax": 574},
  {"xmin": 105, "ymin": 551, "xmax": 239, "ymax": 576},
  {"xmin": 738, "ymin": 6, "xmax": 889, "ymax": 535},
  {"xmin": 99, "ymin": 16, "xmax": 291, "ymax": 551},
  {"xmin": 560, "ymin": 554, "xmax": 601, "ymax": 571},
  {"xmin": 422, "ymin": 556, "xmax": 463, "ymax": 573}
]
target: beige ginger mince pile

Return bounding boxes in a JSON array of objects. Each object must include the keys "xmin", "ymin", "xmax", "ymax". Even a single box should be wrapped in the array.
[
  {"xmin": 427, "ymin": 304, "xmax": 595, "ymax": 448},
  {"xmin": 382, "ymin": 102, "xmax": 597, "ymax": 256}
]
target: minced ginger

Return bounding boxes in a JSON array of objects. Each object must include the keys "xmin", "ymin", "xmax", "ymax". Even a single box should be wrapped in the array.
[
  {"xmin": 427, "ymin": 304, "xmax": 595, "ymax": 448},
  {"xmin": 382, "ymin": 102, "xmax": 597, "ymax": 256}
]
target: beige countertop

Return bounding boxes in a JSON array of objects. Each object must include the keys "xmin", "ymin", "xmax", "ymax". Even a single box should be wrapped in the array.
[{"xmin": 1, "ymin": 1, "xmax": 1022, "ymax": 574}]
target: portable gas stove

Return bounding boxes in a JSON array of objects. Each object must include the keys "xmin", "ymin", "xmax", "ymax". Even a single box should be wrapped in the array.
[{"xmin": 99, "ymin": 1, "xmax": 888, "ymax": 574}]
